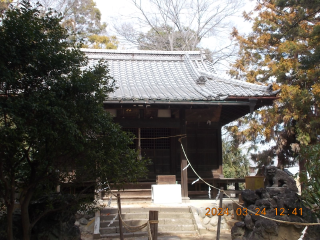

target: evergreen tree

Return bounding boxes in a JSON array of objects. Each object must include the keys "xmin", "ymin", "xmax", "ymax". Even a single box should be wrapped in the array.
[
  {"xmin": 222, "ymin": 140, "xmax": 249, "ymax": 179},
  {"xmin": 0, "ymin": 2, "xmax": 148, "ymax": 239},
  {"xmin": 36, "ymin": 0, "xmax": 118, "ymax": 48},
  {"xmin": 228, "ymin": 0, "xmax": 320, "ymax": 172}
]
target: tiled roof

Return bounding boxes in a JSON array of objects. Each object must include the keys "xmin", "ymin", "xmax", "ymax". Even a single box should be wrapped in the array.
[{"xmin": 83, "ymin": 49, "xmax": 279, "ymax": 102}]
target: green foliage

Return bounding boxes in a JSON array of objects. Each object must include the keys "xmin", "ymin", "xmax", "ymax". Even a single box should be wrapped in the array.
[
  {"xmin": 300, "ymin": 144, "xmax": 320, "ymax": 218},
  {"xmin": 222, "ymin": 140, "xmax": 249, "ymax": 178},
  {"xmin": 58, "ymin": 0, "xmax": 120, "ymax": 48},
  {"xmin": 0, "ymin": 1, "xmax": 148, "ymax": 238},
  {"xmin": 35, "ymin": 0, "xmax": 119, "ymax": 49},
  {"xmin": 56, "ymin": 0, "xmax": 106, "ymax": 38}
]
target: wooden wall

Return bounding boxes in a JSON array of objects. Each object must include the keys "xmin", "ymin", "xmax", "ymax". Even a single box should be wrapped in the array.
[{"xmin": 112, "ymin": 107, "xmax": 223, "ymax": 182}]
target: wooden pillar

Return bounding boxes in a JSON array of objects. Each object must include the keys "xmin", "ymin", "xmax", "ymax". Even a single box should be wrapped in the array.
[
  {"xmin": 138, "ymin": 127, "xmax": 141, "ymax": 160},
  {"xmin": 180, "ymin": 109, "xmax": 189, "ymax": 201},
  {"xmin": 117, "ymin": 194, "xmax": 124, "ymax": 240},
  {"xmin": 217, "ymin": 126, "xmax": 223, "ymax": 176},
  {"xmin": 181, "ymin": 160, "xmax": 188, "ymax": 198},
  {"xmin": 170, "ymin": 128, "xmax": 177, "ymax": 175},
  {"xmin": 212, "ymin": 127, "xmax": 223, "ymax": 198},
  {"xmin": 216, "ymin": 187, "xmax": 223, "ymax": 240},
  {"xmin": 235, "ymin": 182, "xmax": 239, "ymax": 197},
  {"xmin": 149, "ymin": 211, "xmax": 158, "ymax": 240}
]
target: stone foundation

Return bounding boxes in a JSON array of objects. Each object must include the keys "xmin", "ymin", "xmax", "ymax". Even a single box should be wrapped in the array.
[{"xmin": 231, "ymin": 188, "xmax": 320, "ymax": 240}]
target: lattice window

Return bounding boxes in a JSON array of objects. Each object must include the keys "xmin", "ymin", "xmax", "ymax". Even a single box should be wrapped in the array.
[
  {"xmin": 121, "ymin": 128, "xmax": 170, "ymax": 150},
  {"xmin": 141, "ymin": 128, "xmax": 170, "ymax": 149}
]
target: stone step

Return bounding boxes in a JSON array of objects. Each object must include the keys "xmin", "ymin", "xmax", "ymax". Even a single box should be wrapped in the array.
[
  {"xmin": 111, "ymin": 189, "xmax": 151, "ymax": 193},
  {"xmin": 101, "ymin": 218, "xmax": 195, "ymax": 227},
  {"xmin": 100, "ymin": 224, "xmax": 196, "ymax": 234},
  {"xmin": 100, "ymin": 230, "xmax": 197, "ymax": 239},
  {"xmin": 101, "ymin": 212, "xmax": 193, "ymax": 221},
  {"xmin": 109, "ymin": 189, "xmax": 151, "ymax": 197},
  {"xmin": 98, "ymin": 206, "xmax": 198, "ymax": 239},
  {"xmin": 101, "ymin": 207, "xmax": 191, "ymax": 214},
  {"xmin": 102, "ymin": 196, "xmax": 152, "ymax": 202},
  {"xmin": 102, "ymin": 189, "xmax": 152, "ymax": 202},
  {"xmin": 109, "ymin": 182, "xmax": 156, "ymax": 190}
]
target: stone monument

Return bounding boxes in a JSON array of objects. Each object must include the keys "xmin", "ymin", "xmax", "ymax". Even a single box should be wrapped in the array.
[{"xmin": 231, "ymin": 167, "xmax": 319, "ymax": 240}]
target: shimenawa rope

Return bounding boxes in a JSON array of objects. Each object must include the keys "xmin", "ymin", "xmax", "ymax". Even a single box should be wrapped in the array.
[
  {"xmin": 117, "ymin": 209, "xmax": 159, "ymax": 239},
  {"xmin": 134, "ymin": 134, "xmax": 187, "ymax": 140},
  {"xmin": 102, "ymin": 182, "xmax": 159, "ymax": 239}
]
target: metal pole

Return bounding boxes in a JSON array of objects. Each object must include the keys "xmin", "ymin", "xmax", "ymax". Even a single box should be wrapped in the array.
[
  {"xmin": 216, "ymin": 187, "xmax": 223, "ymax": 240},
  {"xmin": 149, "ymin": 210, "xmax": 158, "ymax": 240},
  {"xmin": 117, "ymin": 194, "xmax": 124, "ymax": 240}
]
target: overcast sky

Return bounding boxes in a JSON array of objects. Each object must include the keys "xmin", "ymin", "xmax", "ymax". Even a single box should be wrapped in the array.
[{"xmin": 95, "ymin": 0, "xmax": 255, "ymax": 50}]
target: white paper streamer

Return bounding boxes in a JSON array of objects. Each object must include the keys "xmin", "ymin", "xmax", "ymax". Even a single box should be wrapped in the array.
[
  {"xmin": 96, "ymin": 186, "xmax": 108, "ymax": 193},
  {"xmin": 298, "ymin": 226, "xmax": 308, "ymax": 240},
  {"xmin": 192, "ymin": 178, "xmax": 200, "ymax": 185},
  {"xmin": 107, "ymin": 196, "xmax": 112, "ymax": 207},
  {"xmin": 208, "ymin": 186, "xmax": 211, "ymax": 199},
  {"xmin": 96, "ymin": 181, "xmax": 109, "ymax": 193},
  {"xmin": 107, "ymin": 213, "xmax": 118, "ymax": 227},
  {"xmin": 183, "ymin": 163, "xmax": 190, "ymax": 171},
  {"xmin": 215, "ymin": 189, "xmax": 220, "ymax": 200}
]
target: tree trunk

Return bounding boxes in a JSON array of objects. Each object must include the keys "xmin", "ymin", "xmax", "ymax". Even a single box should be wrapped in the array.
[
  {"xmin": 6, "ymin": 203, "xmax": 14, "ymax": 240},
  {"xmin": 21, "ymin": 200, "xmax": 31, "ymax": 240},
  {"xmin": 4, "ymin": 171, "xmax": 16, "ymax": 240},
  {"xmin": 20, "ymin": 189, "xmax": 33, "ymax": 240},
  {"xmin": 299, "ymin": 158, "xmax": 306, "ymax": 192}
]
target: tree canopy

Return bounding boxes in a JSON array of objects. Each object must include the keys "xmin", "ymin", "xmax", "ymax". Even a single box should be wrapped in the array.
[
  {"xmin": 228, "ymin": 0, "xmax": 320, "ymax": 171},
  {"xmin": 35, "ymin": 0, "xmax": 119, "ymax": 49},
  {"xmin": 0, "ymin": 1, "xmax": 148, "ymax": 239},
  {"xmin": 85, "ymin": 34, "xmax": 118, "ymax": 49},
  {"xmin": 299, "ymin": 144, "xmax": 320, "ymax": 218},
  {"xmin": 222, "ymin": 140, "xmax": 249, "ymax": 179},
  {"xmin": 0, "ymin": 0, "xmax": 11, "ymax": 12}
]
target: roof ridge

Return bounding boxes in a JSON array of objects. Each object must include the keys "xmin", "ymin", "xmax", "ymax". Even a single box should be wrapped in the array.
[
  {"xmin": 81, "ymin": 48, "xmax": 201, "ymax": 55},
  {"xmin": 197, "ymin": 68, "xmax": 271, "ymax": 91},
  {"xmin": 215, "ymin": 76, "xmax": 271, "ymax": 91}
]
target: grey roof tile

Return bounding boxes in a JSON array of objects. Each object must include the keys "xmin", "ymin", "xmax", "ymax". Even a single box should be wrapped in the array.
[{"xmin": 82, "ymin": 49, "xmax": 278, "ymax": 102}]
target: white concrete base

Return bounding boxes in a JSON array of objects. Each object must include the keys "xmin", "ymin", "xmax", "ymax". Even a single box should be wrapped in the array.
[
  {"xmin": 152, "ymin": 184, "xmax": 182, "ymax": 204},
  {"xmin": 182, "ymin": 197, "xmax": 190, "ymax": 203}
]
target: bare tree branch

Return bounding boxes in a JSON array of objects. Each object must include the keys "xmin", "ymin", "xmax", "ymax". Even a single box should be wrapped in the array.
[{"xmin": 114, "ymin": 0, "xmax": 243, "ymax": 64}]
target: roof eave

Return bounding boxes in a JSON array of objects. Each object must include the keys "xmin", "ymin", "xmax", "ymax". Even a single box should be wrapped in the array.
[
  {"xmin": 226, "ymin": 96, "xmax": 280, "ymax": 100},
  {"xmin": 103, "ymin": 99, "xmax": 265, "ymax": 106}
]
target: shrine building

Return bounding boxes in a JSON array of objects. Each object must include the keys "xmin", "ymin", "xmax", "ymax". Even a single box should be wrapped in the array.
[{"xmin": 84, "ymin": 49, "xmax": 279, "ymax": 199}]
